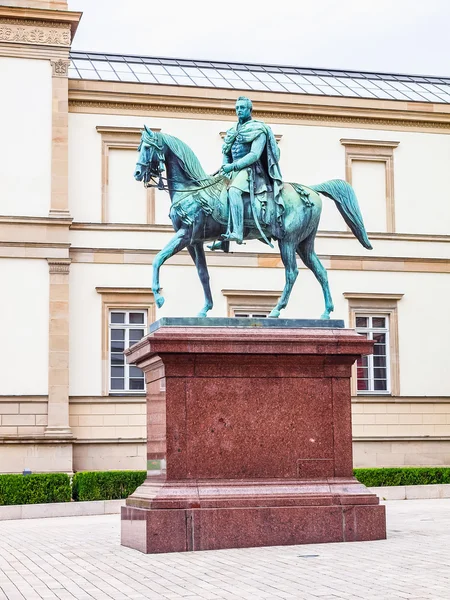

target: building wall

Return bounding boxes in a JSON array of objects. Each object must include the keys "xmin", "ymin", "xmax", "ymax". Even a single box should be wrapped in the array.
[
  {"xmin": 0, "ymin": 57, "xmax": 52, "ymax": 217},
  {"xmin": 1, "ymin": 4, "xmax": 449, "ymax": 471},
  {"xmin": 64, "ymin": 109, "xmax": 450, "ymax": 471}
]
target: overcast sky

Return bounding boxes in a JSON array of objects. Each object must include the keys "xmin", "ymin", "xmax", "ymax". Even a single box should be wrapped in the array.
[{"xmin": 70, "ymin": 0, "xmax": 449, "ymax": 77}]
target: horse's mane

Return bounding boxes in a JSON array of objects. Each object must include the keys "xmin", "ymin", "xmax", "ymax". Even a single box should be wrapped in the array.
[{"xmin": 161, "ymin": 132, "xmax": 212, "ymax": 184}]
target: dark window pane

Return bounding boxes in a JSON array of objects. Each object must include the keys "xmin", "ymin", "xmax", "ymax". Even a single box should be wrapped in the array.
[
  {"xmin": 111, "ymin": 329, "xmax": 125, "ymax": 341},
  {"xmin": 372, "ymin": 317, "xmax": 386, "ymax": 328},
  {"xmin": 111, "ymin": 378, "xmax": 124, "ymax": 390},
  {"xmin": 111, "ymin": 366, "xmax": 124, "ymax": 377},
  {"xmin": 129, "ymin": 312, "xmax": 144, "ymax": 324},
  {"xmin": 129, "ymin": 366, "xmax": 143, "ymax": 378},
  {"xmin": 252, "ymin": 314, "xmax": 268, "ymax": 318},
  {"xmin": 374, "ymin": 367, "xmax": 387, "ymax": 379},
  {"xmin": 111, "ymin": 341, "xmax": 125, "ymax": 353},
  {"xmin": 355, "ymin": 317, "xmax": 368, "ymax": 327},
  {"xmin": 129, "ymin": 378, "xmax": 145, "ymax": 390},
  {"xmin": 111, "ymin": 312, "xmax": 125, "ymax": 324},
  {"xmin": 111, "ymin": 367, "xmax": 125, "ymax": 377},
  {"xmin": 373, "ymin": 356, "xmax": 386, "ymax": 367},
  {"xmin": 357, "ymin": 365, "xmax": 368, "ymax": 376},
  {"xmin": 374, "ymin": 379, "xmax": 387, "ymax": 391},
  {"xmin": 357, "ymin": 379, "xmax": 368, "ymax": 391},
  {"xmin": 374, "ymin": 345, "xmax": 386, "ymax": 356},
  {"xmin": 111, "ymin": 353, "xmax": 124, "ymax": 365},
  {"xmin": 129, "ymin": 329, "xmax": 144, "ymax": 342},
  {"xmin": 373, "ymin": 333, "xmax": 386, "ymax": 344}
]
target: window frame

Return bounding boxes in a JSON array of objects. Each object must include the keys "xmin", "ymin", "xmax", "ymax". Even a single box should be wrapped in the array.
[
  {"xmin": 96, "ymin": 287, "xmax": 155, "ymax": 396},
  {"xmin": 344, "ymin": 292, "xmax": 403, "ymax": 398},
  {"xmin": 109, "ymin": 309, "xmax": 147, "ymax": 393},
  {"xmin": 222, "ymin": 289, "xmax": 282, "ymax": 318},
  {"xmin": 354, "ymin": 314, "xmax": 391, "ymax": 395},
  {"xmin": 340, "ymin": 138, "xmax": 400, "ymax": 233},
  {"xmin": 96, "ymin": 126, "xmax": 160, "ymax": 224}
]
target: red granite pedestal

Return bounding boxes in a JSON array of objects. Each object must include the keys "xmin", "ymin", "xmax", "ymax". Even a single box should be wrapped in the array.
[{"xmin": 121, "ymin": 320, "xmax": 386, "ymax": 553}]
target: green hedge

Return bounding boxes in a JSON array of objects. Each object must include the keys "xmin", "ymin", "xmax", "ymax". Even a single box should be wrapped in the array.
[
  {"xmin": 0, "ymin": 473, "xmax": 71, "ymax": 505},
  {"xmin": 72, "ymin": 470, "xmax": 146, "ymax": 501},
  {"xmin": 2, "ymin": 468, "xmax": 450, "ymax": 506},
  {"xmin": 354, "ymin": 467, "xmax": 450, "ymax": 487}
]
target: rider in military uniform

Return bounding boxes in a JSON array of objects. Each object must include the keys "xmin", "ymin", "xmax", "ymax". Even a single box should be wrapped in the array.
[{"xmin": 219, "ymin": 96, "xmax": 283, "ymax": 244}]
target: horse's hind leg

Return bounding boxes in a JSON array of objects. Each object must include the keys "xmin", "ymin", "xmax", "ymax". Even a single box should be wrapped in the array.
[
  {"xmin": 152, "ymin": 228, "xmax": 190, "ymax": 308},
  {"xmin": 269, "ymin": 240, "xmax": 298, "ymax": 318},
  {"xmin": 297, "ymin": 232, "xmax": 334, "ymax": 319},
  {"xmin": 187, "ymin": 243, "xmax": 213, "ymax": 317}
]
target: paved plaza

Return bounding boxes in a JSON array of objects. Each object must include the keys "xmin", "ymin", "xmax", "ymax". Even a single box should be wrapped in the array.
[{"xmin": 0, "ymin": 499, "xmax": 449, "ymax": 600}]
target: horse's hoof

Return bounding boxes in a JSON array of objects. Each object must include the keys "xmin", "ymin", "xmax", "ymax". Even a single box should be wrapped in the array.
[
  {"xmin": 320, "ymin": 312, "xmax": 330, "ymax": 320},
  {"xmin": 156, "ymin": 297, "xmax": 165, "ymax": 309},
  {"xmin": 269, "ymin": 309, "xmax": 280, "ymax": 318},
  {"xmin": 197, "ymin": 311, "xmax": 207, "ymax": 318}
]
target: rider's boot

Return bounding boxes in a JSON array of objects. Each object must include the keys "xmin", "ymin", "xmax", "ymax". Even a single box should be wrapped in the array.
[
  {"xmin": 222, "ymin": 188, "xmax": 243, "ymax": 244},
  {"xmin": 208, "ymin": 240, "xmax": 229, "ymax": 252}
]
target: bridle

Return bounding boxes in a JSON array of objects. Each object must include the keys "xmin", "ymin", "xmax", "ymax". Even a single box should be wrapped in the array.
[{"xmin": 137, "ymin": 135, "xmax": 224, "ymax": 194}]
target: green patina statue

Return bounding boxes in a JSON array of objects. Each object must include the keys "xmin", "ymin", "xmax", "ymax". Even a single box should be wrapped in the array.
[
  {"xmin": 218, "ymin": 96, "xmax": 283, "ymax": 245},
  {"xmin": 134, "ymin": 96, "xmax": 372, "ymax": 319}
]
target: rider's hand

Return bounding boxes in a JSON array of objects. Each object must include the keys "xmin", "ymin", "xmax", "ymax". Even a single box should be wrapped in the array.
[{"xmin": 221, "ymin": 163, "xmax": 235, "ymax": 174}]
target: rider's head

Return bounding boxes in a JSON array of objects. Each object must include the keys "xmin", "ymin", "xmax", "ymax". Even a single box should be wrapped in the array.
[{"xmin": 235, "ymin": 97, "xmax": 252, "ymax": 123}]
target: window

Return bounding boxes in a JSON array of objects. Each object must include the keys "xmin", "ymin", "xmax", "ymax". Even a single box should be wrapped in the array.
[
  {"xmin": 96, "ymin": 126, "xmax": 160, "ymax": 224},
  {"xmin": 355, "ymin": 315, "xmax": 390, "ymax": 393},
  {"xmin": 344, "ymin": 292, "xmax": 403, "ymax": 397},
  {"xmin": 222, "ymin": 289, "xmax": 282, "ymax": 318},
  {"xmin": 109, "ymin": 310, "xmax": 146, "ymax": 392},
  {"xmin": 96, "ymin": 287, "xmax": 155, "ymax": 396},
  {"xmin": 340, "ymin": 138, "xmax": 400, "ymax": 233},
  {"xmin": 234, "ymin": 311, "xmax": 269, "ymax": 318}
]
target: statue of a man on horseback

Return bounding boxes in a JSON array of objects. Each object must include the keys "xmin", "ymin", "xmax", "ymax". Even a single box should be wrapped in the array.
[
  {"xmin": 133, "ymin": 100, "xmax": 372, "ymax": 319},
  {"xmin": 217, "ymin": 96, "xmax": 284, "ymax": 246}
]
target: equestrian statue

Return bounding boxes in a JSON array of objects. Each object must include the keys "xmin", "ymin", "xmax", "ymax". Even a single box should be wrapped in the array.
[{"xmin": 134, "ymin": 96, "xmax": 372, "ymax": 319}]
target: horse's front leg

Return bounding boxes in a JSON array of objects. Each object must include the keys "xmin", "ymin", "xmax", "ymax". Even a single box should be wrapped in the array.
[
  {"xmin": 187, "ymin": 243, "xmax": 213, "ymax": 317},
  {"xmin": 152, "ymin": 228, "xmax": 190, "ymax": 308}
]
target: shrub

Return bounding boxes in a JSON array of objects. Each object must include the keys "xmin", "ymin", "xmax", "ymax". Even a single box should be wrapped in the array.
[
  {"xmin": 0, "ymin": 473, "xmax": 71, "ymax": 505},
  {"xmin": 72, "ymin": 470, "xmax": 147, "ymax": 501},
  {"xmin": 354, "ymin": 467, "xmax": 450, "ymax": 487}
]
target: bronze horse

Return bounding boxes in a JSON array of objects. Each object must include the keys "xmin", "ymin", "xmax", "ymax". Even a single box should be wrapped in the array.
[{"xmin": 134, "ymin": 126, "xmax": 372, "ymax": 319}]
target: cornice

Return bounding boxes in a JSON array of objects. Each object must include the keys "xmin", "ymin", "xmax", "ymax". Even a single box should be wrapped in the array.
[
  {"xmin": 0, "ymin": 6, "xmax": 82, "ymax": 37},
  {"xmin": 221, "ymin": 289, "xmax": 283, "ymax": 298},
  {"xmin": 95, "ymin": 287, "xmax": 153, "ymax": 295},
  {"xmin": 343, "ymin": 292, "xmax": 404, "ymax": 301},
  {"xmin": 68, "ymin": 96, "xmax": 450, "ymax": 132},
  {"xmin": 340, "ymin": 138, "xmax": 400, "ymax": 148},
  {"xmin": 47, "ymin": 257, "xmax": 71, "ymax": 273}
]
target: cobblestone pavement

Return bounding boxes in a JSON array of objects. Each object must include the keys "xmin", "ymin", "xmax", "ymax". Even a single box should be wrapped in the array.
[{"xmin": 0, "ymin": 499, "xmax": 449, "ymax": 600}]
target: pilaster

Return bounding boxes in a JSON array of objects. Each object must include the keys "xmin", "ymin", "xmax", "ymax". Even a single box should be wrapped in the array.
[{"xmin": 45, "ymin": 258, "xmax": 72, "ymax": 437}]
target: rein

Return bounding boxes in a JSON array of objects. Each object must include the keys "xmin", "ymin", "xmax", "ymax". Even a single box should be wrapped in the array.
[{"xmin": 142, "ymin": 171, "xmax": 225, "ymax": 195}]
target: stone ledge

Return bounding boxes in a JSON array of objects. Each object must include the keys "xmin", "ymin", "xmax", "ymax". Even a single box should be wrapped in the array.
[
  {"xmin": 370, "ymin": 484, "xmax": 450, "ymax": 501},
  {"xmin": 0, "ymin": 499, "xmax": 125, "ymax": 521},
  {"xmin": 0, "ymin": 435, "xmax": 73, "ymax": 444}
]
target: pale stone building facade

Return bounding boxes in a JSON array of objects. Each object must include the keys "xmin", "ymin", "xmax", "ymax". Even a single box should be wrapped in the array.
[{"xmin": 1, "ymin": 0, "xmax": 449, "ymax": 474}]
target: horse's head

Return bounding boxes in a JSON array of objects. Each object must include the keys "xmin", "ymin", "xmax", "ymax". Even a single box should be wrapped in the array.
[{"xmin": 134, "ymin": 126, "xmax": 165, "ymax": 184}]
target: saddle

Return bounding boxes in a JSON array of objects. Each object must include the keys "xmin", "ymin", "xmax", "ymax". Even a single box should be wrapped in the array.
[
  {"xmin": 171, "ymin": 177, "xmax": 312, "ymax": 244},
  {"xmin": 211, "ymin": 185, "xmax": 277, "ymax": 232}
]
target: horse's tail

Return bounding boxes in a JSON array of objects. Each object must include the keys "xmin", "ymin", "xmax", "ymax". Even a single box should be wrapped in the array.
[{"xmin": 310, "ymin": 179, "xmax": 372, "ymax": 250}]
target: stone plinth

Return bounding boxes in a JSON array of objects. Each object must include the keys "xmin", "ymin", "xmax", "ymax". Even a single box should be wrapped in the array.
[{"xmin": 121, "ymin": 318, "xmax": 386, "ymax": 553}]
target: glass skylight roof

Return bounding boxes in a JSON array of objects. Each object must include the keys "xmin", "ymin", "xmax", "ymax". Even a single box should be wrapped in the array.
[{"xmin": 69, "ymin": 51, "xmax": 450, "ymax": 104}]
